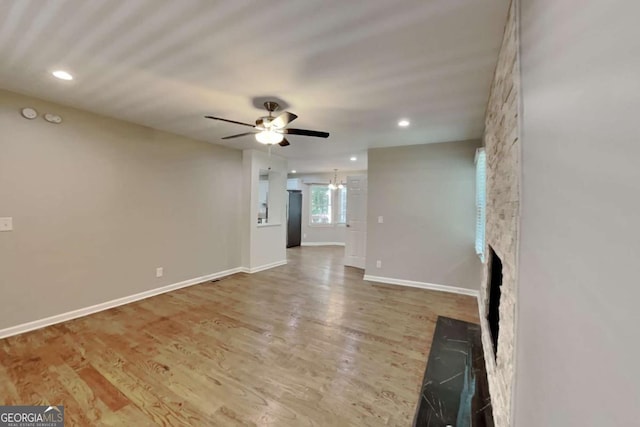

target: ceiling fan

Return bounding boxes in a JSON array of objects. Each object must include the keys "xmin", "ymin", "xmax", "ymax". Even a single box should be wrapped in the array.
[{"xmin": 205, "ymin": 101, "xmax": 329, "ymax": 147}]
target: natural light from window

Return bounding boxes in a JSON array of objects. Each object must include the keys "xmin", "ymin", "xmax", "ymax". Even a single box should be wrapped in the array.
[
  {"xmin": 338, "ymin": 187, "xmax": 347, "ymax": 224},
  {"xmin": 310, "ymin": 185, "xmax": 348, "ymax": 225},
  {"xmin": 310, "ymin": 185, "xmax": 333, "ymax": 225},
  {"xmin": 475, "ymin": 149, "xmax": 487, "ymax": 262}
]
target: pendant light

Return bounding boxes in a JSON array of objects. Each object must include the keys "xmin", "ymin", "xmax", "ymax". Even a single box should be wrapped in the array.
[{"xmin": 328, "ymin": 169, "xmax": 344, "ymax": 190}]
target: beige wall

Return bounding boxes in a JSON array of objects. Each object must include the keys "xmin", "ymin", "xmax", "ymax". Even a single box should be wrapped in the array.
[
  {"xmin": 0, "ymin": 90, "xmax": 243, "ymax": 330},
  {"xmin": 365, "ymin": 141, "xmax": 482, "ymax": 291},
  {"xmin": 516, "ymin": 0, "xmax": 640, "ymax": 425}
]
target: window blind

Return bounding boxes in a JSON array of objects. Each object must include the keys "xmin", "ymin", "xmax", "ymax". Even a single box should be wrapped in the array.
[{"xmin": 475, "ymin": 149, "xmax": 487, "ymax": 262}]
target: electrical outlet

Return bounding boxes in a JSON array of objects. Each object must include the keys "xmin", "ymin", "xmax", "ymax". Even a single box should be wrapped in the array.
[
  {"xmin": 0, "ymin": 217, "xmax": 13, "ymax": 232},
  {"xmin": 376, "ymin": 260, "xmax": 382, "ymax": 268},
  {"xmin": 156, "ymin": 267, "xmax": 163, "ymax": 278},
  {"xmin": 303, "ymin": 233, "xmax": 307, "ymax": 239}
]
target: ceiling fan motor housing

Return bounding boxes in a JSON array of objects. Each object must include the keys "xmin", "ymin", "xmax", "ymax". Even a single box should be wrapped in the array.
[{"xmin": 263, "ymin": 101, "xmax": 279, "ymax": 113}]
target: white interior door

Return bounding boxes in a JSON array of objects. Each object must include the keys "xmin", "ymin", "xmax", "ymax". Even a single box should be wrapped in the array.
[{"xmin": 344, "ymin": 175, "xmax": 367, "ymax": 269}]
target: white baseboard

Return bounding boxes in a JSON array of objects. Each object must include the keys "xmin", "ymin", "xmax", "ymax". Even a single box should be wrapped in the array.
[
  {"xmin": 0, "ymin": 267, "xmax": 244, "ymax": 340},
  {"xmin": 241, "ymin": 259, "xmax": 287, "ymax": 274},
  {"xmin": 300, "ymin": 242, "xmax": 345, "ymax": 247},
  {"xmin": 363, "ymin": 274, "xmax": 480, "ymax": 297},
  {"xmin": 0, "ymin": 258, "xmax": 291, "ymax": 340}
]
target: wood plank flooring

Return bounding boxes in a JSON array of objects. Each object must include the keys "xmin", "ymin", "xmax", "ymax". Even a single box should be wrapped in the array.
[{"xmin": 0, "ymin": 246, "xmax": 479, "ymax": 426}]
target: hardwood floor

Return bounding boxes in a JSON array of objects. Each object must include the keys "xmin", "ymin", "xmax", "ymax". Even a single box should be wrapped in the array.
[{"xmin": 0, "ymin": 246, "xmax": 479, "ymax": 426}]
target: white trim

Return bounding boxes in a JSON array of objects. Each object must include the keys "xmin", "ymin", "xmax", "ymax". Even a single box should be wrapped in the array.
[
  {"xmin": 256, "ymin": 222, "xmax": 281, "ymax": 228},
  {"xmin": 0, "ymin": 267, "xmax": 244, "ymax": 340},
  {"xmin": 363, "ymin": 274, "xmax": 480, "ymax": 297},
  {"xmin": 0, "ymin": 259, "xmax": 291, "ymax": 339},
  {"xmin": 241, "ymin": 259, "xmax": 287, "ymax": 274},
  {"xmin": 302, "ymin": 180, "xmax": 330, "ymax": 185},
  {"xmin": 300, "ymin": 242, "xmax": 345, "ymax": 247}
]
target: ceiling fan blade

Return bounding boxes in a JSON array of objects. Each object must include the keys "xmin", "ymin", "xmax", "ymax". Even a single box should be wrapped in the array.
[
  {"xmin": 284, "ymin": 128, "xmax": 330, "ymax": 138},
  {"xmin": 205, "ymin": 115, "xmax": 255, "ymax": 128},
  {"xmin": 222, "ymin": 132, "xmax": 256, "ymax": 140},
  {"xmin": 278, "ymin": 138, "xmax": 291, "ymax": 147},
  {"xmin": 270, "ymin": 112, "xmax": 298, "ymax": 129}
]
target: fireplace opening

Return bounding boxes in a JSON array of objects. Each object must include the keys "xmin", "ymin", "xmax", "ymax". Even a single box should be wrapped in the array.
[{"xmin": 487, "ymin": 246, "xmax": 502, "ymax": 359}]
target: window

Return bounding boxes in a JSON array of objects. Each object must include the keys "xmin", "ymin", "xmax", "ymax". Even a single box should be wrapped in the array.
[
  {"xmin": 309, "ymin": 185, "xmax": 348, "ymax": 225},
  {"xmin": 475, "ymin": 149, "xmax": 487, "ymax": 262},
  {"xmin": 337, "ymin": 187, "xmax": 347, "ymax": 224},
  {"xmin": 310, "ymin": 185, "xmax": 333, "ymax": 225}
]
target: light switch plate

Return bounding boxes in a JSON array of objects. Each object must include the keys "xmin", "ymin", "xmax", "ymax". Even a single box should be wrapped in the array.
[
  {"xmin": 378, "ymin": 216, "xmax": 384, "ymax": 223},
  {"xmin": 0, "ymin": 217, "xmax": 13, "ymax": 231}
]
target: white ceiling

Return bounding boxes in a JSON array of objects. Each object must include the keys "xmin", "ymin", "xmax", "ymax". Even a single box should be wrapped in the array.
[{"xmin": 0, "ymin": 0, "xmax": 509, "ymax": 173}]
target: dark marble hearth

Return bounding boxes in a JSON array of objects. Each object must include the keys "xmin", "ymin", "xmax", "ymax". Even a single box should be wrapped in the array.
[{"xmin": 413, "ymin": 317, "xmax": 493, "ymax": 427}]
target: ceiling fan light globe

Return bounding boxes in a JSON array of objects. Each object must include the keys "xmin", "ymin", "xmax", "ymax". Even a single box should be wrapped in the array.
[
  {"xmin": 338, "ymin": 184, "xmax": 344, "ymax": 189},
  {"xmin": 255, "ymin": 130, "xmax": 284, "ymax": 145}
]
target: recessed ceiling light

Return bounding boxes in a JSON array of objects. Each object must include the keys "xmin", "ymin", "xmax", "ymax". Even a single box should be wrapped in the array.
[
  {"xmin": 398, "ymin": 119, "xmax": 410, "ymax": 127},
  {"xmin": 52, "ymin": 70, "xmax": 73, "ymax": 81},
  {"xmin": 291, "ymin": 170, "xmax": 297, "ymax": 173},
  {"xmin": 350, "ymin": 156, "xmax": 357, "ymax": 161}
]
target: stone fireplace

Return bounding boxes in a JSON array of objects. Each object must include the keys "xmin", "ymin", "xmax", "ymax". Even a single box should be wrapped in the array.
[{"xmin": 479, "ymin": 0, "xmax": 520, "ymax": 426}]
